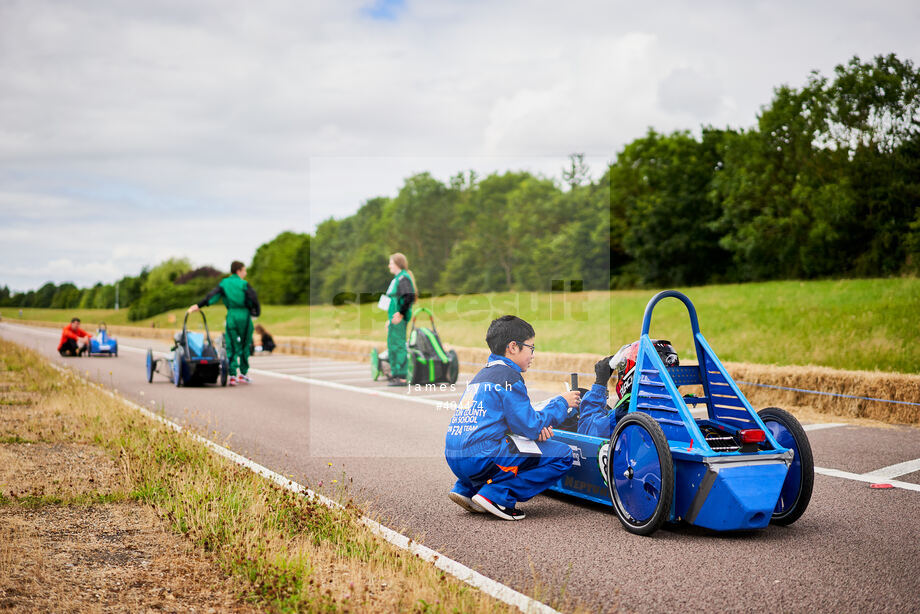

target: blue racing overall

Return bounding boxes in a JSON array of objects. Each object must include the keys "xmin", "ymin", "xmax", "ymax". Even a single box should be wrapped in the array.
[
  {"xmin": 576, "ymin": 384, "xmax": 629, "ymax": 437},
  {"xmin": 444, "ymin": 354, "xmax": 574, "ymax": 509}
]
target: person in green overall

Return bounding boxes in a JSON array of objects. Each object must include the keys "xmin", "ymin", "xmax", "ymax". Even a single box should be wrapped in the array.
[
  {"xmin": 384, "ymin": 253, "xmax": 417, "ymax": 386},
  {"xmin": 187, "ymin": 260, "xmax": 261, "ymax": 386}
]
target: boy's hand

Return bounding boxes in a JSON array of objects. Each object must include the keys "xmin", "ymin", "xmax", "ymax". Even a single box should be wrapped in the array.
[
  {"xmin": 537, "ymin": 426, "xmax": 554, "ymax": 441},
  {"xmin": 391, "ymin": 313, "xmax": 403, "ymax": 324},
  {"xmin": 562, "ymin": 389, "xmax": 581, "ymax": 409},
  {"xmin": 594, "ymin": 355, "xmax": 615, "ymax": 386}
]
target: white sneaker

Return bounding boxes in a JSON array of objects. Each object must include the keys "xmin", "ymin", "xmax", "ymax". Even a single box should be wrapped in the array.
[
  {"xmin": 448, "ymin": 491, "xmax": 485, "ymax": 513},
  {"xmin": 238, "ymin": 374, "xmax": 251, "ymax": 384},
  {"xmin": 228, "ymin": 376, "xmax": 238, "ymax": 386},
  {"xmin": 471, "ymin": 494, "xmax": 525, "ymax": 520}
]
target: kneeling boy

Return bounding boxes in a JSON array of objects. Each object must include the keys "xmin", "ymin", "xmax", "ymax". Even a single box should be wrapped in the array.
[{"xmin": 444, "ymin": 315, "xmax": 581, "ymax": 521}]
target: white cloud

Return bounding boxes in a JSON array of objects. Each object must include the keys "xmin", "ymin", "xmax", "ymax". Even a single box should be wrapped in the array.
[{"xmin": 1, "ymin": 0, "xmax": 918, "ymax": 290}]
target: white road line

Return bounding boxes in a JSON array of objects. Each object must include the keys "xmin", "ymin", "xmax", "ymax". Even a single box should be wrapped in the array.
[
  {"xmin": 864, "ymin": 458, "xmax": 920, "ymax": 480},
  {"xmin": 418, "ymin": 390, "xmax": 465, "ymax": 399},
  {"xmin": 254, "ymin": 368, "xmax": 443, "ymax": 407},
  {"xmin": 803, "ymin": 423, "xmax": 848, "ymax": 432},
  {"xmin": 324, "ymin": 376, "xmax": 381, "ymax": 384},
  {"xmin": 44, "ymin": 361, "xmax": 557, "ymax": 614},
  {"xmin": 814, "ymin": 467, "xmax": 920, "ymax": 492}
]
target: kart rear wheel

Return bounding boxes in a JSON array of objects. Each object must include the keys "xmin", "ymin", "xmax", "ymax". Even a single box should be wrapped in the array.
[
  {"xmin": 173, "ymin": 349, "xmax": 184, "ymax": 387},
  {"xmin": 759, "ymin": 407, "xmax": 814, "ymax": 525},
  {"xmin": 406, "ymin": 349, "xmax": 423, "ymax": 385},
  {"xmin": 220, "ymin": 357, "xmax": 228, "ymax": 387},
  {"xmin": 370, "ymin": 348, "xmax": 380, "ymax": 381},
  {"xmin": 608, "ymin": 412, "xmax": 674, "ymax": 536},
  {"xmin": 145, "ymin": 349, "xmax": 154, "ymax": 383},
  {"xmin": 446, "ymin": 349, "xmax": 459, "ymax": 384}
]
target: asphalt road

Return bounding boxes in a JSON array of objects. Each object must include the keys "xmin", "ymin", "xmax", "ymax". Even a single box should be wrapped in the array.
[{"xmin": 3, "ymin": 322, "xmax": 919, "ymax": 613}]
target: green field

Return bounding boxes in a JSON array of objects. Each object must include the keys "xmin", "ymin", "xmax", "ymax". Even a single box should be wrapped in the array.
[{"xmin": 5, "ymin": 278, "xmax": 919, "ymax": 373}]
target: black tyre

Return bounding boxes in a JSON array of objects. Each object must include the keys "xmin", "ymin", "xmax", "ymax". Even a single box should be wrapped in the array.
[
  {"xmin": 145, "ymin": 349, "xmax": 154, "ymax": 383},
  {"xmin": 220, "ymin": 357, "xmax": 228, "ymax": 387},
  {"xmin": 758, "ymin": 407, "xmax": 814, "ymax": 525},
  {"xmin": 406, "ymin": 349, "xmax": 423, "ymax": 385},
  {"xmin": 173, "ymin": 349, "xmax": 184, "ymax": 387},
  {"xmin": 446, "ymin": 349, "xmax": 459, "ymax": 384},
  {"xmin": 607, "ymin": 412, "xmax": 674, "ymax": 536}
]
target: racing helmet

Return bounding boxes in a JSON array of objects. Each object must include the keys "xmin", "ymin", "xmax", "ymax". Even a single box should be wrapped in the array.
[{"xmin": 609, "ymin": 339, "xmax": 679, "ymax": 400}]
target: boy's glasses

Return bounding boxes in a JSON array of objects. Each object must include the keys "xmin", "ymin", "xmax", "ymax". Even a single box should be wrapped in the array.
[{"xmin": 518, "ymin": 342, "xmax": 535, "ymax": 353}]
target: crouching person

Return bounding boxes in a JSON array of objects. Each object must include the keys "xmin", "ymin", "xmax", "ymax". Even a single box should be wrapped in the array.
[
  {"xmin": 444, "ymin": 315, "xmax": 581, "ymax": 521},
  {"xmin": 58, "ymin": 317, "xmax": 91, "ymax": 356}
]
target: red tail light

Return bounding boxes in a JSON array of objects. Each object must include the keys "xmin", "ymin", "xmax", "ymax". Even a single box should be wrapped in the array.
[{"xmin": 739, "ymin": 429, "xmax": 765, "ymax": 444}]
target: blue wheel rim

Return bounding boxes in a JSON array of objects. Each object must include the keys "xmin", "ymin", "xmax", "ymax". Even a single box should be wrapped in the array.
[
  {"xmin": 613, "ymin": 423, "xmax": 663, "ymax": 523},
  {"xmin": 146, "ymin": 352, "xmax": 152, "ymax": 380},
  {"xmin": 765, "ymin": 419, "xmax": 802, "ymax": 515}
]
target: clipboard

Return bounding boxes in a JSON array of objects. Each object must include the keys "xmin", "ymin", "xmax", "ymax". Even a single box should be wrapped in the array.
[{"xmin": 508, "ymin": 434, "xmax": 542, "ymax": 455}]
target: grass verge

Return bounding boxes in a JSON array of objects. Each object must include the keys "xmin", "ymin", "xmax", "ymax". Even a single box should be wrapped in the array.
[
  {"xmin": 0, "ymin": 338, "xmax": 554, "ymax": 613},
  {"xmin": 8, "ymin": 277, "xmax": 919, "ymax": 372}
]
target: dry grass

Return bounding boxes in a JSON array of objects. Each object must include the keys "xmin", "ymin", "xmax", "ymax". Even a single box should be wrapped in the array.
[
  {"xmin": 0, "ymin": 338, "xmax": 560, "ymax": 613},
  {"xmin": 0, "ymin": 504, "xmax": 260, "ymax": 613}
]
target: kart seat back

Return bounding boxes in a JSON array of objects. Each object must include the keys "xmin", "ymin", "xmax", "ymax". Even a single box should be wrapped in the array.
[{"xmin": 186, "ymin": 332, "xmax": 206, "ymax": 358}]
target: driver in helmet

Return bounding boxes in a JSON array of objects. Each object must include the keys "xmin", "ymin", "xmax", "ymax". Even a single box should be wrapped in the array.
[{"xmin": 577, "ymin": 340, "xmax": 678, "ymax": 437}]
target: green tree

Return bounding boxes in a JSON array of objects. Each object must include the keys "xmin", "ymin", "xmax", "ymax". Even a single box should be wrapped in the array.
[
  {"xmin": 249, "ymin": 232, "xmax": 310, "ymax": 304},
  {"xmin": 610, "ymin": 129, "xmax": 731, "ymax": 286}
]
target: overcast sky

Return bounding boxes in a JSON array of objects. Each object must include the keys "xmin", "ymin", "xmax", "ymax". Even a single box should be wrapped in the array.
[{"xmin": 1, "ymin": 0, "xmax": 918, "ymax": 292}]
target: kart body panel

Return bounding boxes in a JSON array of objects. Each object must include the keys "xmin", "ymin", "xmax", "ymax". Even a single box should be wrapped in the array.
[{"xmin": 88, "ymin": 327, "xmax": 118, "ymax": 356}]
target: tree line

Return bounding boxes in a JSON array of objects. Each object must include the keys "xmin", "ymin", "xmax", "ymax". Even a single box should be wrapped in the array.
[
  {"xmin": 2, "ymin": 54, "xmax": 918, "ymax": 311},
  {"xmin": 311, "ymin": 53, "xmax": 920, "ymax": 299}
]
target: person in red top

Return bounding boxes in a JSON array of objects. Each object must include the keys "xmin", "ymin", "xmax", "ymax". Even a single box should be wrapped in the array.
[{"xmin": 58, "ymin": 317, "xmax": 91, "ymax": 356}]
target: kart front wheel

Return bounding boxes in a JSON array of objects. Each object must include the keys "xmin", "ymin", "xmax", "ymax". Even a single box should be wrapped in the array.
[
  {"xmin": 173, "ymin": 349, "xmax": 184, "ymax": 387},
  {"xmin": 406, "ymin": 349, "xmax": 423, "ymax": 385},
  {"xmin": 446, "ymin": 349, "xmax": 459, "ymax": 384},
  {"xmin": 759, "ymin": 407, "xmax": 814, "ymax": 525},
  {"xmin": 145, "ymin": 349, "xmax": 154, "ymax": 383},
  {"xmin": 220, "ymin": 357, "xmax": 228, "ymax": 387},
  {"xmin": 608, "ymin": 412, "xmax": 674, "ymax": 536}
]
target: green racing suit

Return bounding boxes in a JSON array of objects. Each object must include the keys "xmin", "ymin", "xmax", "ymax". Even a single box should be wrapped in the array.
[{"xmin": 197, "ymin": 274, "xmax": 260, "ymax": 377}]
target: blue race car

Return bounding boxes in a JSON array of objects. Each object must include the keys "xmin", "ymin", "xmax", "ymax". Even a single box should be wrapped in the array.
[
  {"xmin": 548, "ymin": 290, "xmax": 814, "ymax": 535},
  {"xmin": 146, "ymin": 311, "xmax": 228, "ymax": 387},
  {"xmin": 88, "ymin": 323, "xmax": 118, "ymax": 357}
]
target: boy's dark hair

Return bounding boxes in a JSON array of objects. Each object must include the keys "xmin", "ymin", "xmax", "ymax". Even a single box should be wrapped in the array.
[
  {"xmin": 70, "ymin": 317, "xmax": 81, "ymax": 323},
  {"xmin": 486, "ymin": 315, "xmax": 535, "ymax": 355},
  {"xmin": 231, "ymin": 261, "xmax": 245, "ymax": 274}
]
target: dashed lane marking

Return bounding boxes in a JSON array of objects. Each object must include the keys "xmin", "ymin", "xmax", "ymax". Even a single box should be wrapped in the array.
[
  {"xmin": 803, "ymin": 423, "xmax": 848, "ymax": 432},
  {"xmin": 814, "ymin": 467, "xmax": 920, "ymax": 492},
  {"xmin": 864, "ymin": 458, "xmax": 920, "ymax": 480}
]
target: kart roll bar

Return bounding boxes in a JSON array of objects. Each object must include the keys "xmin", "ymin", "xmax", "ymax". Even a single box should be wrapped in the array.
[
  {"xmin": 182, "ymin": 309, "xmax": 214, "ymax": 348},
  {"xmin": 641, "ymin": 290, "xmax": 702, "ymax": 338}
]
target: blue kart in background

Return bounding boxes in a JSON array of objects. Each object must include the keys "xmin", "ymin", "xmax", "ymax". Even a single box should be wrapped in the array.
[
  {"xmin": 88, "ymin": 323, "xmax": 118, "ymax": 357},
  {"xmin": 146, "ymin": 311, "xmax": 228, "ymax": 387},
  {"xmin": 549, "ymin": 290, "xmax": 814, "ymax": 535}
]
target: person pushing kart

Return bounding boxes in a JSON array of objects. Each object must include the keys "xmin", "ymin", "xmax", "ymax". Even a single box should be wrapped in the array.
[
  {"xmin": 187, "ymin": 260, "xmax": 260, "ymax": 386},
  {"xmin": 58, "ymin": 317, "xmax": 91, "ymax": 356},
  {"xmin": 444, "ymin": 315, "xmax": 581, "ymax": 520}
]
